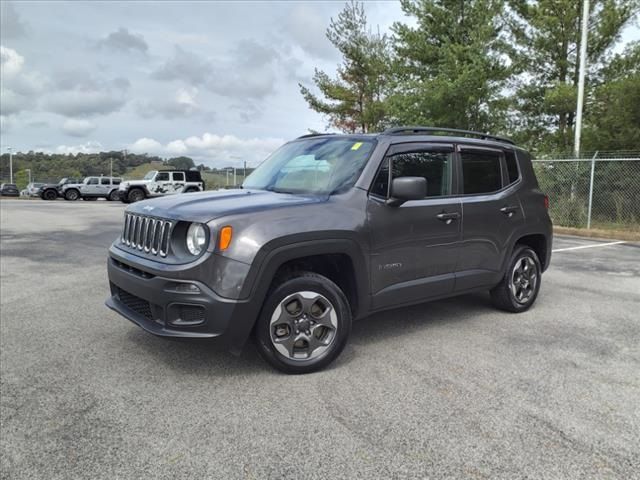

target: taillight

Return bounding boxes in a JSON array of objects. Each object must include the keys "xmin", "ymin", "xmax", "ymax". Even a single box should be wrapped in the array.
[{"xmin": 543, "ymin": 195, "xmax": 549, "ymax": 209}]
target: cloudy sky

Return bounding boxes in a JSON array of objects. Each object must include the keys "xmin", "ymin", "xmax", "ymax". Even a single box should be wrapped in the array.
[{"xmin": 0, "ymin": 1, "xmax": 638, "ymax": 168}]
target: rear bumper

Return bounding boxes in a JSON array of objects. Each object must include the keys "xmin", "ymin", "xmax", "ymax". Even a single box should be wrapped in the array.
[{"xmin": 106, "ymin": 252, "xmax": 258, "ymax": 352}]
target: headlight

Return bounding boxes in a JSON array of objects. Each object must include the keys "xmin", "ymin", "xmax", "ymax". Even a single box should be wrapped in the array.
[{"xmin": 186, "ymin": 223, "xmax": 206, "ymax": 255}]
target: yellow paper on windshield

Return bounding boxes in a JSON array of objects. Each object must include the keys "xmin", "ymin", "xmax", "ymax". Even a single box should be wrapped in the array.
[{"xmin": 351, "ymin": 142, "xmax": 363, "ymax": 151}]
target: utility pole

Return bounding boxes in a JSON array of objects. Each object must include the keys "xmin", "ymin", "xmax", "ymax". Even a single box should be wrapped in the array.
[
  {"xmin": 574, "ymin": 0, "xmax": 590, "ymax": 157},
  {"xmin": 110, "ymin": 158, "xmax": 113, "ymax": 178},
  {"xmin": 7, "ymin": 147, "xmax": 13, "ymax": 183},
  {"xmin": 233, "ymin": 167, "xmax": 237, "ymax": 186},
  {"xmin": 243, "ymin": 160, "xmax": 247, "ymax": 181},
  {"xmin": 25, "ymin": 168, "xmax": 31, "ymax": 184}
]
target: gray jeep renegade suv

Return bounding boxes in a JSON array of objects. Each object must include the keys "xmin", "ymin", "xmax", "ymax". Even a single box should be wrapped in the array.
[{"xmin": 106, "ymin": 127, "xmax": 552, "ymax": 373}]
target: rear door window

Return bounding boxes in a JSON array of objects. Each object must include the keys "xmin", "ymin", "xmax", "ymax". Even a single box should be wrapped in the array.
[
  {"xmin": 172, "ymin": 172, "xmax": 185, "ymax": 182},
  {"xmin": 100, "ymin": 178, "xmax": 110, "ymax": 185},
  {"xmin": 461, "ymin": 150, "xmax": 503, "ymax": 194}
]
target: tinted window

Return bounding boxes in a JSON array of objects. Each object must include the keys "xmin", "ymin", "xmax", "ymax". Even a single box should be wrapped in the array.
[
  {"xmin": 87, "ymin": 178, "xmax": 99, "ymax": 185},
  {"xmin": 505, "ymin": 151, "xmax": 519, "ymax": 184},
  {"xmin": 461, "ymin": 150, "xmax": 503, "ymax": 194},
  {"xmin": 112, "ymin": 179, "xmax": 121, "ymax": 185},
  {"xmin": 100, "ymin": 178, "xmax": 110, "ymax": 185},
  {"xmin": 156, "ymin": 172, "xmax": 170, "ymax": 181},
  {"xmin": 392, "ymin": 150, "xmax": 452, "ymax": 197},
  {"xmin": 172, "ymin": 172, "xmax": 185, "ymax": 182}
]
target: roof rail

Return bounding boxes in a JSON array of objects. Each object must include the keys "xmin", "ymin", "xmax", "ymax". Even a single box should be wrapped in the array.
[
  {"xmin": 296, "ymin": 132, "xmax": 336, "ymax": 139},
  {"xmin": 382, "ymin": 126, "xmax": 515, "ymax": 145}
]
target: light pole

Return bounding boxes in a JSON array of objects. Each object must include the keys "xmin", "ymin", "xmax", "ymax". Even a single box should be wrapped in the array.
[
  {"xmin": 25, "ymin": 168, "xmax": 31, "ymax": 184},
  {"xmin": 574, "ymin": 0, "xmax": 590, "ymax": 157},
  {"xmin": 7, "ymin": 147, "xmax": 13, "ymax": 184}
]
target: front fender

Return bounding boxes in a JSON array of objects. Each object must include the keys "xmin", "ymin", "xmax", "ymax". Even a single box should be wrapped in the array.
[{"xmin": 225, "ymin": 237, "xmax": 371, "ymax": 353}]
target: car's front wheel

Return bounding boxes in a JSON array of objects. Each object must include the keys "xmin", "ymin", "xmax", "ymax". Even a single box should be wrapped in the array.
[
  {"xmin": 64, "ymin": 189, "xmax": 80, "ymax": 201},
  {"xmin": 127, "ymin": 188, "xmax": 145, "ymax": 203},
  {"xmin": 255, "ymin": 272, "xmax": 352, "ymax": 374},
  {"xmin": 490, "ymin": 245, "xmax": 542, "ymax": 312},
  {"xmin": 42, "ymin": 189, "xmax": 57, "ymax": 201}
]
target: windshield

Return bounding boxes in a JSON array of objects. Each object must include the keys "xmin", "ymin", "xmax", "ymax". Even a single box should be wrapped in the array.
[
  {"xmin": 143, "ymin": 170, "xmax": 157, "ymax": 180},
  {"xmin": 243, "ymin": 137, "xmax": 376, "ymax": 195}
]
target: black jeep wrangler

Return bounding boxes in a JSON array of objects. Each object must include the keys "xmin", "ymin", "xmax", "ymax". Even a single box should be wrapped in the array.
[{"xmin": 106, "ymin": 127, "xmax": 552, "ymax": 374}]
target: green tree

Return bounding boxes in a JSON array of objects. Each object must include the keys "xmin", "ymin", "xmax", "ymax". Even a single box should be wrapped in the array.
[
  {"xmin": 583, "ymin": 42, "xmax": 640, "ymax": 151},
  {"xmin": 388, "ymin": 0, "xmax": 513, "ymax": 132},
  {"xmin": 507, "ymin": 0, "xmax": 639, "ymax": 153},
  {"xmin": 299, "ymin": 1, "xmax": 389, "ymax": 133},
  {"xmin": 167, "ymin": 156, "xmax": 196, "ymax": 170}
]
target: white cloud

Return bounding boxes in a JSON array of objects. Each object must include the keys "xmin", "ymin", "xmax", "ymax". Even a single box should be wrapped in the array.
[
  {"xmin": 54, "ymin": 141, "xmax": 104, "ymax": 154},
  {"xmin": 136, "ymin": 87, "xmax": 209, "ymax": 119},
  {"xmin": 129, "ymin": 137, "xmax": 164, "ymax": 154},
  {"xmin": 62, "ymin": 118, "xmax": 97, "ymax": 137},
  {"xmin": 128, "ymin": 132, "xmax": 284, "ymax": 167},
  {"xmin": 0, "ymin": 46, "xmax": 24, "ymax": 76}
]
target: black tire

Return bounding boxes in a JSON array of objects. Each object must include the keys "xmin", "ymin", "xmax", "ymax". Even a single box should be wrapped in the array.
[
  {"xmin": 64, "ymin": 189, "xmax": 80, "ymax": 201},
  {"xmin": 255, "ymin": 272, "xmax": 352, "ymax": 374},
  {"xmin": 108, "ymin": 189, "xmax": 120, "ymax": 201},
  {"xmin": 127, "ymin": 188, "xmax": 145, "ymax": 203},
  {"xmin": 82, "ymin": 196, "xmax": 97, "ymax": 201},
  {"xmin": 490, "ymin": 245, "xmax": 542, "ymax": 313},
  {"xmin": 183, "ymin": 188, "xmax": 197, "ymax": 193},
  {"xmin": 42, "ymin": 189, "xmax": 58, "ymax": 201}
]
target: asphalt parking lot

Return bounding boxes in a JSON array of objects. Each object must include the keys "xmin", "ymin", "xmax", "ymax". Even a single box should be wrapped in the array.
[{"xmin": 1, "ymin": 199, "xmax": 639, "ymax": 479}]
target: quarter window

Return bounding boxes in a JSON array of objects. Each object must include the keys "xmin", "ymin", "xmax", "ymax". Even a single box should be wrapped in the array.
[
  {"xmin": 461, "ymin": 150, "xmax": 503, "ymax": 194},
  {"xmin": 504, "ymin": 150, "xmax": 519, "ymax": 184}
]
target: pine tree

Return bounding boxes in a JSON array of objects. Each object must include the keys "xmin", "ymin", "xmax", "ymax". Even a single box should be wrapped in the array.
[
  {"xmin": 299, "ymin": 1, "xmax": 389, "ymax": 133},
  {"xmin": 388, "ymin": 0, "xmax": 513, "ymax": 132},
  {"xmin": 507, "ymin": 0, "xmax": 639, "ymax": 152}
]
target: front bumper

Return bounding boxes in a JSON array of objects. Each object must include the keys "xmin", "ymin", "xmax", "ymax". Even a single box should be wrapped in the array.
[{"xmin": 106, "ymin": 251, "xmax": 257, "ymax": 351}]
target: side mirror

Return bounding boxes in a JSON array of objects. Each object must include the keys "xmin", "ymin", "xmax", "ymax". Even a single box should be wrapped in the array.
[{"xmin": 386, "ymin": 176, "xmax": 426, "ymax": 207}]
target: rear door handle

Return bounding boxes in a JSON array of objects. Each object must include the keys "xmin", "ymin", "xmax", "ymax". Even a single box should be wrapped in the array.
[
  {"xmin": 500, "ymin": 206, "xmax": 518, "ymax": 217},
  {"xmin": 436, "ymin": 212, "xmax": 460, "ymax": 224}
]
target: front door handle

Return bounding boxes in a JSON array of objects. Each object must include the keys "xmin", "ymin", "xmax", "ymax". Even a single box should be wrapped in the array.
[
  {"xmin": 436, "ymin": 212, "xmax": 460, "ymax": 224},
  {"xmin": 500, "ymin": 206, "xmax": 518, "ymax": 217}
]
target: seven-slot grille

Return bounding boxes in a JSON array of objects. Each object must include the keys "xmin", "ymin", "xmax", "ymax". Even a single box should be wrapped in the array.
[{"xmin": 121, "ymin": 213, "xmax": 173, "ymax": 257}]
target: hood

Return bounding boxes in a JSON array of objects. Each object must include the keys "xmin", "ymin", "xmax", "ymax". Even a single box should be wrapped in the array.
[
  {"xmin": 126, "ymin": 189, "xmax": 327, "ymax": 223},
  {"xmin": 121, "ymin": 180, "xmax": 148, "ymax": 186}
]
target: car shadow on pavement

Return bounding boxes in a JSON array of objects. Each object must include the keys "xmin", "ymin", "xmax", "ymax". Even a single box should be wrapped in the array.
[{"xmin": 122, "ymin": 292, "xmax": 493, "ymax": 377}]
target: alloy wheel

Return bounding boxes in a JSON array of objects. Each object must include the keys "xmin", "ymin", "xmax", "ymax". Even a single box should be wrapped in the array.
[
  {"xmin": 510, "ymin": 256, "xmax": 538, "ymax": 305},
  {"xmin": 269, "ymin": 291, "xmax": 338, "ymax": 361}
]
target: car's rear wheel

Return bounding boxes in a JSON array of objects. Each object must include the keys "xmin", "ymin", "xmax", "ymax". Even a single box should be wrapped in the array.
[
  {"xmin": 108, "ymin": 190, "xmax": 120, "ymax": 201},
  {"xmin": 490, "ymin": 245, "xmax": 541, "ymax": 312},
  {"xmin": 255, "ymin": 272, "xmax": 351, "ymax": 374},
  {"xmin": 128, "ymin": 188, "xmax": 145, "ymax": 203},
  {"xmin": 42, "ymin": 189, "xmax": 58, "ymax": 201},
  {"xmin": 64, "ymin": 189, "xmax": 80, "ymax": 201}
]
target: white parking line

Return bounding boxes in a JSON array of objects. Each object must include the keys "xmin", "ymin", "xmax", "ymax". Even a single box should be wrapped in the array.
[{"xmin": 553, "ymin": 241, "xmax": 625, "ymax": 252}]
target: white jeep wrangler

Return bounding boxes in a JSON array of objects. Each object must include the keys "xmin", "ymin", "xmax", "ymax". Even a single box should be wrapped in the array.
[{"xmin": 119, "ymin": 170, "xmax": 205, "ymax": 203}]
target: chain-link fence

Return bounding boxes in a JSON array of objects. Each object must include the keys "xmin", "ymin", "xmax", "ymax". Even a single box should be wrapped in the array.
[{"xmin": 533, "ymin": 152, "xmax": 640, "ymax": 232}]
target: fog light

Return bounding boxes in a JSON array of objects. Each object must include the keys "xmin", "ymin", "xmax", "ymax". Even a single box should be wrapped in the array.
[{"xmin": 172, "ymin": 283, "xmax": 201, "ymax": 294}]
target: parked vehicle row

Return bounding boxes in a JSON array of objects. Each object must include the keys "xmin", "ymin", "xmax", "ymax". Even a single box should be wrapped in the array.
[{"xmin": 25, "ymin": 170, "xmax": 205, "ymax": 202}]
